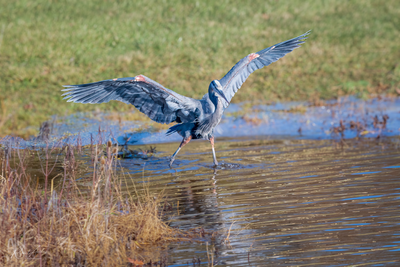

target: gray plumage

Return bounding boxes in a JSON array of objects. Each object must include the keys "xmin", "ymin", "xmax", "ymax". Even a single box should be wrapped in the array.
[{"xmin": 62, "ymin": 31, "xmax": 310, "ymax": 167}]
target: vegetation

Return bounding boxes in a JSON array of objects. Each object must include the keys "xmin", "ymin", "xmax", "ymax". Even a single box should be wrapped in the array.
[
  {"xmin": 0, "ymin": 140, "xmax": 187, "ymax": 266},
  {"xmin": 0, "ymin": 0, "xmax": 399, "ymax": 137}
]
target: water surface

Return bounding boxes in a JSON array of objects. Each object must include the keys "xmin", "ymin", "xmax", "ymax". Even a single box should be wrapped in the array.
[
  {"xmin": 117, "ymin": 137, "xmax": 400, "ymax": 266},
  {"xmin": 2, "ymin": 97, "xmax": 400, "ymax": 266}
]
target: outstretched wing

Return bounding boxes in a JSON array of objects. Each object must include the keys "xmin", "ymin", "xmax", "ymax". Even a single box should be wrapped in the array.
[
  {"xmin": 62, "ymin": 75, "xmax": 202, "ymax": 124},
  {"xmin": 218, "ymin": 31, "xmax": 310, "ymax": 103}
]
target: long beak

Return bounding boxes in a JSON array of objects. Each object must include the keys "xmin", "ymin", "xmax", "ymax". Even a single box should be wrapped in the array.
[{"xmin": 216, "ymin": 88, "xmax": 229, "ymax": 104}]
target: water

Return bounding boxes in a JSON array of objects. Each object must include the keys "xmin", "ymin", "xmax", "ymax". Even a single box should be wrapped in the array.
[
  {"xmin": 2, "ymin": 96, "xmax": 400, "ymax": 148},
  {"xmin": 115, "ymin": 137, "xmax": 400, "ymax": 266},
  {"xmin": 2, "ymin": 97, "xmax": 400, "ymax": 265}
]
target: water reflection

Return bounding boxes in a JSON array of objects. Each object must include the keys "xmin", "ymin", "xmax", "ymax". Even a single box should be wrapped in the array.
[{"xmin": 113, "ymin": 137, "xmax": 400, "ymax": 266}]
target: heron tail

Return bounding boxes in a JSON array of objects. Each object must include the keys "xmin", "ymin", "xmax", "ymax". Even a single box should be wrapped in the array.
[{"xmin": 166, "ymin": 124, "xmax": 181, "ymax": 136}]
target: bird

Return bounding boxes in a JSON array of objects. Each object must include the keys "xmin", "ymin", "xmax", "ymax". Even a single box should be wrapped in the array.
[{"xmin": 62, "ymin": 31, "xmax": 310, "ymax": 167}]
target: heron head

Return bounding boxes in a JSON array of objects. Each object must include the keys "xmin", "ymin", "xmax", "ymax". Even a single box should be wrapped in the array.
[{"xmin": 209, "ymin": 80, "xmax": 229, "ymax": 104}]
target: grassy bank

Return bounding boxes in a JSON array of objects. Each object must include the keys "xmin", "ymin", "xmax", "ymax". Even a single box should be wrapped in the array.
[
  {"xmin": 0, "ymin": 0, "xmax": 399, "ymax": 137},
  {"xmin": 0, "ymin": 140, "xmax": 187, "ymax": 265}
]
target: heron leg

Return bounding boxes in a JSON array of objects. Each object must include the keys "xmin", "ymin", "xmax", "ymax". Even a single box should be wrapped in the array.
[
  {"xmin": 210, "ymin": 136, "xmax": 218, "ymax": 166},
  {"xmin": 169, "ymin": 136, "xmax": 192, "ymax": 168}
]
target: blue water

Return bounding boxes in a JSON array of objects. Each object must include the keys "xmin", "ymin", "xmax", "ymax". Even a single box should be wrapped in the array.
[{"xmin": 2, "ymin": 96, "xmax": 400, "ymax": 148}]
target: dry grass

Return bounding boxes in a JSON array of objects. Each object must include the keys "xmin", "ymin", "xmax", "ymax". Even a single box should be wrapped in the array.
[{"xmin": 0, "ymin": 139, "xmax": 189, "ymax": 266}]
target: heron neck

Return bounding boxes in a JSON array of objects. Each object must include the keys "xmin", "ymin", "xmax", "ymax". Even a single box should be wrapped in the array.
[{"xmin": 212, "ymin": 98, "xmax": 224, "ymax": 119}]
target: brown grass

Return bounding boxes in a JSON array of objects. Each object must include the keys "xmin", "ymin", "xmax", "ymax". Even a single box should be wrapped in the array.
[{"xmin": 0, "ymin": 139, "xmax": 189, "ymax": 266}]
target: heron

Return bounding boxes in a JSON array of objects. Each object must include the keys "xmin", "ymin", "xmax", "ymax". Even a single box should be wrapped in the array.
[{"xmin": 62, "ymin": 31, "xmax": 309, "ymax": 167}]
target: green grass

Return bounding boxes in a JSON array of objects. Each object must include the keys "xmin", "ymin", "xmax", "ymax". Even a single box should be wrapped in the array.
[{"xmin": 0, "ymin": 0, "xmax": 399, "ymax": 137}]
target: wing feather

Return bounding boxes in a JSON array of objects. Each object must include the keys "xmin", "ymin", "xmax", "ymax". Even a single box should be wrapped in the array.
[
  {"xmin": 218, "ymin": 31, "xmax": 310, "ymax": 103},
  {"xmin": 62, "ymin": 75, "xmax": 201, "ymax": 124}
]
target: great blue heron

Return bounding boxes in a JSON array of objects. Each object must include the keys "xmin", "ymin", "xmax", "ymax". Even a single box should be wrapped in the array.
[{"xmin": 63, "ymin": 31, "xmax": 309, "ymax": 167}]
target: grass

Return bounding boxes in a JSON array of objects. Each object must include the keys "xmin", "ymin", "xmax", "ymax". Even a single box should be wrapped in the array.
[
  {"xmin": 0, "ymin": 0, "xmax": 399, "ymax": 137},
  {"xmin": 0, "ymin": 139, "xmax": 190, "ymax": 266}
]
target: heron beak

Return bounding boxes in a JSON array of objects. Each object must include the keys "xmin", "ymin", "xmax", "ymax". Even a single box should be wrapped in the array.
[{"xmin": 216, "ymin": 88, "xmax": 229, "ymax": 104}]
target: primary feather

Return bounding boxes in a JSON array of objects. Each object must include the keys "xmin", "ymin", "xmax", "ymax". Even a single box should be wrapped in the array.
[
  {"xmin": 62, "ymin": 75, "xmax": 203, "ymax": 124},
  {"xmin": 217, "ymin": 31, "xmax": 310, "ymax": 105}
]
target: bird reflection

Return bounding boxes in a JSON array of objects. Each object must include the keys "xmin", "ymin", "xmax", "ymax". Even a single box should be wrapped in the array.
[{"xmin": 172, "ymin": 168, "xmax": 222, "ymax": 229}]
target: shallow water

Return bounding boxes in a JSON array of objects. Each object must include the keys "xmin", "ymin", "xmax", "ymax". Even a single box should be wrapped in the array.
[
  {"xmin": 2, "ymin": 96, "xmax": 400, "ymax": 148},
  {"xmin": 2, "ymin": 97, "xmax": 400, "ymax": 266},
  {"xmin": 115, "ymin": 136, "xmax": 400, "ymax": 266}
]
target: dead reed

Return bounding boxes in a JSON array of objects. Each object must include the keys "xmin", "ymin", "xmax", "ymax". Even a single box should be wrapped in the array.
[{"xmin": 0, "ymin": 138, "xmax": 187, "ymax": 266}]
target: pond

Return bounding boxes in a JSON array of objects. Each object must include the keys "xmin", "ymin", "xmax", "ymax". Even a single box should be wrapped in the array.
[
  {"xmin": 119, "ymin": 136, "xmax": 400, "ymax": 266},
  {"xmin": 2, "ymin": 96, "xmax": 400, "ymax": 266}
]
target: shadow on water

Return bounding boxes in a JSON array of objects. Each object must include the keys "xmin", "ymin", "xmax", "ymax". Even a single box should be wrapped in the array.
[{"xmin": 2, "ymin": 97, "xmax": 400, "ymax": 265}]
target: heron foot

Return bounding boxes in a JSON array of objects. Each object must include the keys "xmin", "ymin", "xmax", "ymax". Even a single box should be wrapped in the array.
[
  {"xmin": 169, "ymin": 157, "xmax": 175, "ymax": 168},
  {"xmin": 213, "ymin": 160, "xmax": 219, "ymax": 167}
]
